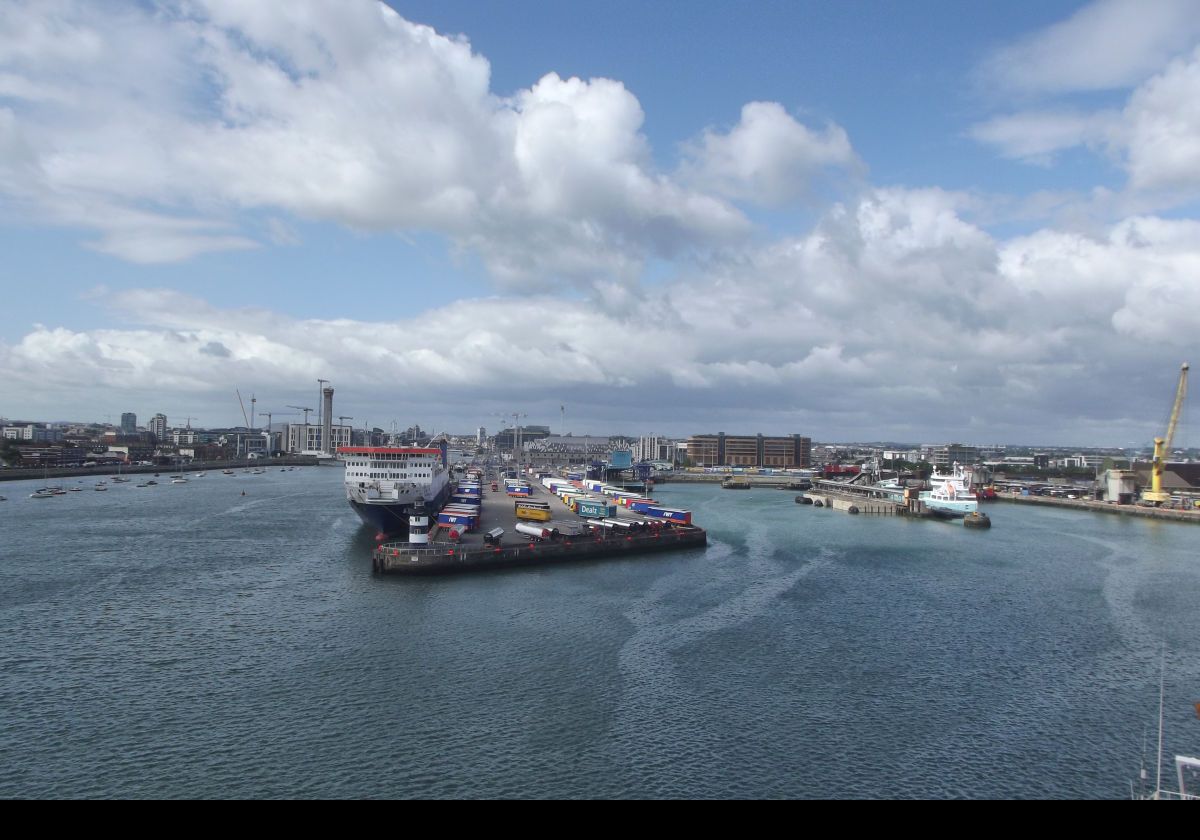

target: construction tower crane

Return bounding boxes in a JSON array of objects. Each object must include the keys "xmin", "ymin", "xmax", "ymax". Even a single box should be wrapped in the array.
[
  {"xmin": 287, "ymin": 405, "xmax": 315, "ymax": 425},
  {"xmin": 236, "ymin": 389, "xmax": 250, "ymax": 427},
  {"xmin": 1142, "ymin": 362, "xmax": 1189, "ymax": 506}
]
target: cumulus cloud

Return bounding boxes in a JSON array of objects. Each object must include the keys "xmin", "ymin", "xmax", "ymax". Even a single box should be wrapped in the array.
[
  {"xmin": 680, "ymin": 101, "xmax": 860, "ymax": 205},
  {"xmin": 0, "ymin": 0, "xmax": 748, "ymax": 284},
  {"xmin": 1121, "ymin": 46, "xmax": 1200, "ymax": 192},
  {"xmin": 4, "ymin": 190, "xmax": 1197, "ymax": 444},
  {"xmin": 4, "ymin": 2, "xmax": 1200, "ymax": 445},
  {"xmin": 979, "ymin": 0, "xmax": 1200, "ymax": 95}
]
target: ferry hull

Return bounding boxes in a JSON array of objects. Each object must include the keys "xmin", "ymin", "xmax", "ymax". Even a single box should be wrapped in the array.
[
  {"xmin": 347, "ymin": 482, "xmax": 454, "ymax": 538},
  {"xmin": 924, "ymin": 502, "xmax": 976, "ymax": 520}
]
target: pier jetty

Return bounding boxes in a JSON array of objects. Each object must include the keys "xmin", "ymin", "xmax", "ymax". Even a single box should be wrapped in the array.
[
  {"xmin": 798, "ymin": 477, "xmax": 990, "ymax": 527},
  {"xmin": 372, "ymin": 471, "xmax": 706, "ymax": 575},
  {"xmin": 992, "ymin": 492, "xmax": 1200, "ymax": 523},
  {"xmin": 799, "ymin": 477, "xmax": 921, "ymax": 516}
]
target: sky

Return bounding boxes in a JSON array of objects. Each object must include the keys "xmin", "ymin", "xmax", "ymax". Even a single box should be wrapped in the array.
[{"xmin": 1, "ymin": 0, "xmax": 1199, "ymax": 447}]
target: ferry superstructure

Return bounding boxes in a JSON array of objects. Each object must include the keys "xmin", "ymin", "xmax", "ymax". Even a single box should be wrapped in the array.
[{"xmin": 338, "ymin": 445, "xmax": 453, "ymax": 537}]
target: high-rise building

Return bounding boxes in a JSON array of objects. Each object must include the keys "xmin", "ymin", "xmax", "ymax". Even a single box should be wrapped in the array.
[
  {"xmin": 477, "ymin": 426, "xmax": 486, "ymax": 447},
  {"xmin": 121, "ymin": 412, "xmax": 137, "ymax": 434},
  {"xmin": 148, "ymin": 413, "xmax": 168, "ymax": 441},
  {"xmin": 633, "ymin": 436, "xmax": 676, "ymax": 463}
]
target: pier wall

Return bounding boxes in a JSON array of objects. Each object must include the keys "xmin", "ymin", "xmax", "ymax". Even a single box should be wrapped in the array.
[
  {"xmin": 374, "ymin": 527, "xmax": 707, "ymax": 575},
  {"xmin": 992, "ymin": 493, "xmax": 1200, "ymax": 524}
]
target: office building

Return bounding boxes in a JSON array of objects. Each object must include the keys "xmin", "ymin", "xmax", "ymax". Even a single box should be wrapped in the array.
[{"xmin": 686, "ymin": 433, "xmax": 812, "ymax": 468}]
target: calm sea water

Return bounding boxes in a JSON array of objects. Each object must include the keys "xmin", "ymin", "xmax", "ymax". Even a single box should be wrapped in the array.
[{"xmin": 1, "ymin": 468, "xmax": 1198, "ymax": 799}]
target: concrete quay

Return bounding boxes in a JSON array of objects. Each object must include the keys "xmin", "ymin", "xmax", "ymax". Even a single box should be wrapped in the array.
[
  {"xmin": 991, "ymin": 492, "xmax": 1200, "ymax": 523},
  {"xmin": 797, "ymin": 478, "xmax": 991, "ymax": 528},
  {"xmin": 372, "ymin": 471, "xmax": 707, "ymax": 575},
  {"xmin": 799, "ymin": 478, "xmax": 913, "ymax": 516}
]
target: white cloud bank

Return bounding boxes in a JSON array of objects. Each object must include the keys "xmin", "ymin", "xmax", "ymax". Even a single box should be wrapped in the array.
[
  {"xmin": 0, "ymin": 0, "xmax": 857, "ymax": 287},
  {"xmin": 2, "ymin": 1, "xmax": 1200, "ymax": 444},
  {"xmin": 4, "ymin": 190, "xmax": 1198, "ymax": 443}
]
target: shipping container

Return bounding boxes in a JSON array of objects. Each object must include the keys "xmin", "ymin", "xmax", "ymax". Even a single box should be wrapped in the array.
[
  {"xmin": 514, "ymin": 500, "xmax": 552, "ymax": 522},
  {"xmin": 437, "ymin": 511, "xmax": 479, "ymax": 529},
  {"xmin": 644, "ymin": 506, "xmax": 692, "ymax": 524},
  {"xmin": 576, "ymin": 498, "xmax": 617, "ymax": 518}
]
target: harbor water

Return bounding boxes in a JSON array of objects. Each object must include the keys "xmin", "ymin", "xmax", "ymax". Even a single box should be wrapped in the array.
[{"xmin": 1, "ymin": 469, "xmax": 1198, "ymax": 798}]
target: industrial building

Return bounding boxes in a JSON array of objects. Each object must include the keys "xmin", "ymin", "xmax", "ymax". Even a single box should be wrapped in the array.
[
  {"xmin": 494, "ymin": 425, "xmax": 551, "ymax": 451},
  {"xmin": 524, "ymin": 435, "xmax": 619, "ymax": 467},
  {"xmin": 686, "ymin": 433, "xmax": 812, "ymax": 468}
]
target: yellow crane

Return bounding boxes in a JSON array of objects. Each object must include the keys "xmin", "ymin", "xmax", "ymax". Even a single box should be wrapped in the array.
[{"xmin": 1141, "ymin": 362, "xmax": 1189, "ymax": 505}]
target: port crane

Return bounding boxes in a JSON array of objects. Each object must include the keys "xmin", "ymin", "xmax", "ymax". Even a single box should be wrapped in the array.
[
  {"xmin": 287, "ymin": 405, "xmax": 315, "ymax": 425},
  {"xmin": 258, "ymin": 411, "xmax": 300, "ymax": 433},
  {"xmin": 1141, "ymin": 362, "xmax": 1189, "ymax": 506}
]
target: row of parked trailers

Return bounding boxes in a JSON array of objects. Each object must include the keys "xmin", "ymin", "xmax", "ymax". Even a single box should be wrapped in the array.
[
  {"xmin": 439, "ymin": 478, "xmax": 483, "ymax": 532},
  {"xmin": 540, "ymin": 475, "xmax": 692, "ymax": 525}
]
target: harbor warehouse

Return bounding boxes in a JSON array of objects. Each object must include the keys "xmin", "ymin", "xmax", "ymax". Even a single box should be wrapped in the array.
[{"xmin": 686, "ymin": 434, "xmax": 812, "ymax": 468}]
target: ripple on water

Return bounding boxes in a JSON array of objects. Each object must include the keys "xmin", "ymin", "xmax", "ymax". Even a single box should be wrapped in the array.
[{"xmin": 1, "ymin": 476, "xmax": 1198, "ymax": 797}]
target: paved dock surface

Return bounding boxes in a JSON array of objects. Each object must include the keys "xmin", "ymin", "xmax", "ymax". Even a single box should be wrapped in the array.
[
  {"xmin": 991, "ymin": 492, "xmax": 1200, "ymax": 523},
  {"xmin": 432, "ymin": 471, "xmax": 636, "ymax": 548},
  {"xmin": 374, "ymin": 470, "xmax": 707, "ymax": 574}
]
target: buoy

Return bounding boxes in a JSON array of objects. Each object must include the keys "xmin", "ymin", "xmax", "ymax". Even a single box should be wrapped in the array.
[
  {"xmin": 963, "ymin": 512, "xmax": 991, "ymax": 529},
  {"xmin": 241, "ymin": 490, "xmax": 246, "ymax": 496}
]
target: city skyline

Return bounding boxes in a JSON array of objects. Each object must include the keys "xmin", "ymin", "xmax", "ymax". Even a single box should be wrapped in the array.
[{"xmin": 2, "ymin": 1, "xmax": 1199, "ymax": 447}]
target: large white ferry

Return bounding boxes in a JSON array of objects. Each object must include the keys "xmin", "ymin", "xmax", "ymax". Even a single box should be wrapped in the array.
[{"xmin": 338, "ymin": 445, "xmax": 453, "ymax": 537}]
